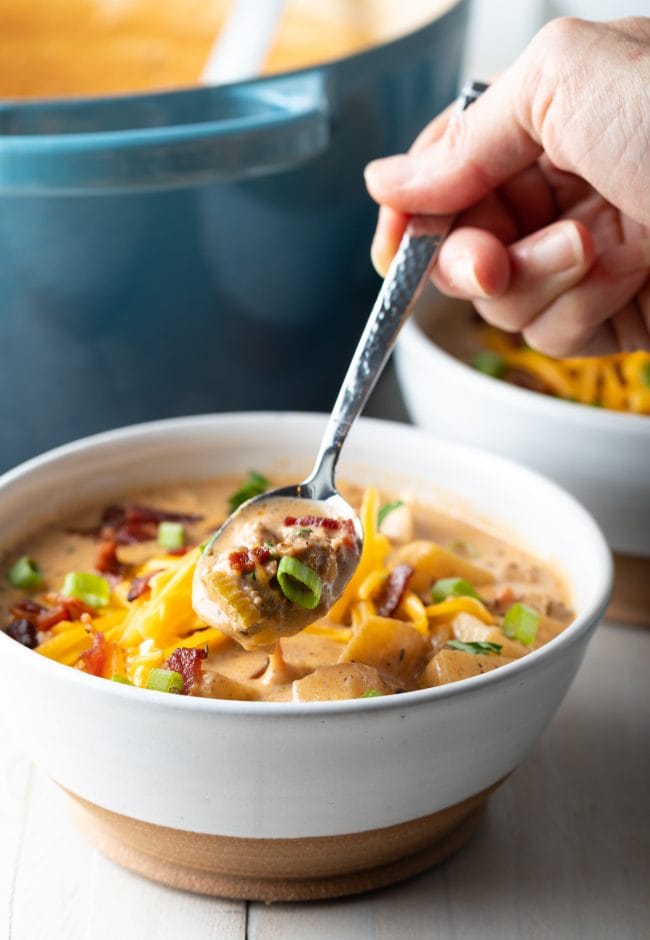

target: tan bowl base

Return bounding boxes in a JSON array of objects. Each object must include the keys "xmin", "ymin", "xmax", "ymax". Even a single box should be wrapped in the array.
[
  {"xmin": 608, "ymin": 553, "xmax": 650, "ymax": 626},
  {"xmin": 66, "ymin": 784, "xmax": 496, "ymax": 902}
]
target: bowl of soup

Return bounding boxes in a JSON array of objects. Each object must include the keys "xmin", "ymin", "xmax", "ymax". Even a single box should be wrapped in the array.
[
  {"xmin": 0, "ymin": 413, "xmax": 611, "ymax": 901},
  {"xmin": 395, "ymin": 294, "xmax": 650, "ymax": 571}
]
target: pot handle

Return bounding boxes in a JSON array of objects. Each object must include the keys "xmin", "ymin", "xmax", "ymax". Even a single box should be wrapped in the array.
[{"xmin": 0, "ymin": 71, "xmax": 331, "ymax": 194}]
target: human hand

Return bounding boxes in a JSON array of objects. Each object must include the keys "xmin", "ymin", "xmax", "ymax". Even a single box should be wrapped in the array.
[{"xmin": 365, "ymin": 17, "xmax": 650, "ymax": 356}]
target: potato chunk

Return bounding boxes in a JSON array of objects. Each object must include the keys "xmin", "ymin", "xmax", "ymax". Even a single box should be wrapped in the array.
[
  {"xmin": 452, "ymin": 612, "xmax": 526, "ymax": 659},
  {"xmin": 422, "ymin": 649, "xmax": 516, "ymax": 687},
  {"xmin": 292, "ymin": 663, "xmax": 385, "ymax": 701},
  {"xmin": 391, "ymin": 541, "xmax": 494, "ymax": 594},
  {"xmin": 339, "ymin": 615, "xmax": 427, "ymax": 685}
]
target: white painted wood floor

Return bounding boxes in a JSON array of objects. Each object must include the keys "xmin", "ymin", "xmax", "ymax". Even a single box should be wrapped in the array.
[{"xmin": 1, "ymin": 622, "xmax": 648, "ymax": 940}]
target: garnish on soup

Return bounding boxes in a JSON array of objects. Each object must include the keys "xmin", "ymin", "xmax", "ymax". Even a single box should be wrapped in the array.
[{"xmin": 0, "ymin": 476, "xmax": 574, "ymax": 703}]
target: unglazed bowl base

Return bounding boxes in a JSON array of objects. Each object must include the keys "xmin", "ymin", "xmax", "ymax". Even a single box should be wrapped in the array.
[
  {"xmin": 65, "ymin": 785, "xmax": 497, "ymax": 902},
  {"xmin": 608, "ymin": 554, "xmax": 650, "ymax": 626}
]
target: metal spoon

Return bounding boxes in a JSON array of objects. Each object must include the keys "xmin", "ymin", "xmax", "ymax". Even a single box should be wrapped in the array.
[{"xmin": 193, "ymin": 81, "xmax": 488, "ymax": 644}]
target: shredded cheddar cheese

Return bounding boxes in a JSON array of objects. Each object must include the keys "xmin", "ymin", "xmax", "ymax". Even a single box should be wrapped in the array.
[{"xmin": 480, "ymin": 327, "xmax": 650, "ymax": 414}]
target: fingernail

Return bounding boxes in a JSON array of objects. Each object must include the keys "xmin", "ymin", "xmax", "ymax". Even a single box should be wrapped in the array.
[
  {"xmin": 364, "ymin": 155, "xmax": 412, "ymax": 193},
  {"xmin": 600, "ymin": 239, "xmax": 650, "ymax": 275},
  {"xmin": 449, "ymin": 257, "xmax": 490, "ymax": 298},
  {"xmin": 370, "ymin": 237, "xmax": 390, "ymax": 277},
  {"xmin": 526, "ymin": 223, "xmax": 585, "ymax": 274}
]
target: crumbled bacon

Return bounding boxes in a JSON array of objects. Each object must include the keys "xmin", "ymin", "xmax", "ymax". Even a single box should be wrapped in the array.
[
  {"xmin": 10, "ymin": 595, "xmax": 97, "ymax": 632},
  {"xmin": 95, "ymin": 539, "xmax": 128, "ymax": 577},
  {"xmin": 78, "ymin": 632, "xmax": 107, "ymax": 677},
  {"xmin": 73, "ymin": 503, "xmax": 203, "ymax": 545},
  {"xmin": 127, "ymin": 569, "xmax": 163, "ymax": 602},
  {"xmin": 493, "ymin": 585, "xmax": 517, "ymax": 615},
  {"xmin": 229, "ymin": 546, "xmax": 271, "ymax": 574},
  {"xmin": 376, "ymin": 564, "xmax": 414, "ymax": 618},
  {"xmin": 5, "ymin": 618, "xmax": 38, "ymax": 649},
  {"xmin": 164, "ymin": 647, "xmax": 207, "ymax": 694},
  {"xmin": 284, "ymin": 515, "xmax": 341, "ymax": 530}
]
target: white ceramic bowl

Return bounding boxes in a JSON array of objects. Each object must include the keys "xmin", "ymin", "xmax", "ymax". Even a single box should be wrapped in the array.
[
  {"xmin": 395, "ymin": 295, "xmax": 650, "ymax": 557},
  {"xmin": 0, "ymin": 413, "xmax": 611, "ymax": 901}
]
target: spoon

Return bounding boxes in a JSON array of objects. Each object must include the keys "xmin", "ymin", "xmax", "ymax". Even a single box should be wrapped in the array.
[
  {"xmin": 193, "ymin": 81, "xmax": 488, "ymax": 648},
  {"xmin": 201, "ymin": 0, "xmax": 287, "ymax": 86}
]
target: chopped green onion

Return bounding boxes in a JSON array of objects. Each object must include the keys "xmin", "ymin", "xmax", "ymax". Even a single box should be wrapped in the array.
[
  {"xmin": 295, "ymin": 528, "xmax": 312, "ymax": 538},
  {"xmin": 276, "ymin": 556, "xmax": 322, "ymax": 609},
  {"xmin": 378, "ymin": 499, "xmax": 404, "ymax": 529},
  {"xmin": 111, "ymin": 675, "xmax": 133, "ymax": 685},
  {"xmin": 158, "ymin": 521, "xmax": 185, "ymax": 551},
  {"xmin": 361, "ymin": 688, "xmax": 382, "ymax": 698},
  {"xmin": 640, "ymin": 362, "xmax": 650, "ymax": 388},
  {"xmin": 62, "ymin": 571, "xmax": 110, "ymax": 608},
  {"xmin": 446, "ymin": 639, "xmax": 502, "ymax": 655},
  {"xmin": 472, "ymin": 351, "xmax": 507, "ymax": 379},
  {"xmin": 503, "ymin": 602, "xmax": 539, "ymax": 646},
  {"xmin": 146, "ymin": 668, "xmax": 184, "ymax": 694},
  {"xmin": 7, "ymin": 555, "xmax": 44, "ymax": 590},
  {"xmin": 228, "ymin": 470, "xmax": 269, "ymax": 512},
  {"xmin": 431, "ymin": 577, "xmax": 480, "ymax": 603}
]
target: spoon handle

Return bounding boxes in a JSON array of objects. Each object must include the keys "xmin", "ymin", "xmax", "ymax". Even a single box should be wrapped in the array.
[{"xmin": 305, "ymin": 80, "xmax": 488, "ymax": 497}]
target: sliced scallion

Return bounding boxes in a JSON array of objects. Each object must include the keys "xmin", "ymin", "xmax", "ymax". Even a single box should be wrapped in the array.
[
  {"xmin": 361, "ymin": 688, "xmax": 382, "ymax": 698},
  {"xmin": 472, "ymin": 351, "xmax": 507, "ymax": 379},
  {"xmin": 146, "ymin": 668, "xmax": 184, "ymax": 694},
  {"xmin": 378, "ymin": 499, "xmax": 404, "ymax": 529},
  {"xmin": 62, "ymin": 571, "xmax": 110, "ymax": 608},
  {"xmin": 446, "ymin": 639, "xmax": 502, "ymax": 655},
  {"xmin": 7, "ymin": 555, "xmax": 44, "ymax": 590},
  {"xmin": 276, "ymin": 556, "xmax": 322, "ymax": 609},
  {"xmin": 640, "ymin": 362, "xmax": 650, "ymax": 388},
  {"xmin": 431, "ymin": 577, "xmax": 479, "ymax": 603},
  {"xmin": 111, "ymin": 675, "xmax": 133, "ymax": 685},
  {"xmin": 503, "ymin": 602, "xmax": 539, "ymax": 646},
  {"xmin": 158, "ymin": 521, "xmax": 185, "ymax": 551}
]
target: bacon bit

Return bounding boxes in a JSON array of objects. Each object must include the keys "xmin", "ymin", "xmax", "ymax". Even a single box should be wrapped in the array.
[
  {"xmin": 284, "ymin": 515, "xmax": 340, "ymax": 530},
  {"xmin": 376, "ymin": 564, "xmax": 414, "ymax": 618},
  {"xmin": 11, "ymin": 596, "xmax": 97, "ymax": 632},
  {"xmin": 127, "ymin": 569, "xmax": 163, "ymax": 602},
  {"xmin": 493, "ymin": 586, "xmax": 517, "ymax": 615},
  {"xmin": 166, "ymin": 546, "xmax": 191, "ymax": 557},
  {"xmin": 78, "ymin": 632, "xmax": 107, "ymax": 677},
  {"xmin": 229, "ymin": 546, "xmax": 271, "ymax": 574},
  {"xmin": 95, "ymin": 539, "xmax": 128, "ymax": 577},
  {"xmin": 73, "ymin": 503, "xmax": 203, "ymax": 545},
  {"xmin": 164, "ymin": 647, "xmax": 207, "ymax": 694}
]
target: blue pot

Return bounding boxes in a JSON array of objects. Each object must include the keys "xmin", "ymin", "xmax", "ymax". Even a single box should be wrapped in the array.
[{"xmin": 0, "ymin": 1, "xmax": 469, "ymax": 471}]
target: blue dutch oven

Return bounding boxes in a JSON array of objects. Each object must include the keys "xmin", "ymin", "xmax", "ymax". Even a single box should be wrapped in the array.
[{"xmin": 0, "ymin": 1, "xmax": 468, "ymax": 471}]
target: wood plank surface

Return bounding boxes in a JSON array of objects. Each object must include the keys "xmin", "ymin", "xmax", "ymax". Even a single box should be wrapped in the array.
[{"xmin": 1, "ymin": 623, "xmax": 648, "ymax": 939}]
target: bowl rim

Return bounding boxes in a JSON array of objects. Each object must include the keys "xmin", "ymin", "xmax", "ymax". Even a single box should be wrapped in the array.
[
  {"xmin": 401, "ymin": 306, "xmax": 650, "ymax": 435},
  {"xmin": 0, "ymin": 411, "xmax": 613, "ymax": 717}
]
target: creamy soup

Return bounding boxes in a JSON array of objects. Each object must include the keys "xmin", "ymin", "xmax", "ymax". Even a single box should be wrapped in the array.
[
  {"xmin": 0, "ymin": 473, "xmax": 573, "ymax": 702},
  {"xmin": 0, "ymin": 0, "xmax": 456, "ymax": 99},
  {"xmin": 194, "ymin": 496, "xmax": 361, "ymax": 649}
]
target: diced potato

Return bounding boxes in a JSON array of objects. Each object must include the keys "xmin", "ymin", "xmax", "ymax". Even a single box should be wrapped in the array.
[
  {"xmin": 339, "ymin": 615, "xmax": 427, "ymax": 684},
  {"xmin": 391, "ymin": 541, "xmax": 495, "ymax": 595},
  {"xmin": 379, "ymin": 503, "xmax": 414, "ymax": 544},
  {"xmin": 452, "ymin": 612, "xmax": 526, "ymax": 659},
  {"xmin": 532, "ymin": 613, "xmax": 566, "ymax": 649},
  {"xmin": 292, "ymin": 663, "xmax": 386, "ymax": 702},
  {"xmin": 422, "ymin": 649, "xmax": 516, "ymax": 687}
]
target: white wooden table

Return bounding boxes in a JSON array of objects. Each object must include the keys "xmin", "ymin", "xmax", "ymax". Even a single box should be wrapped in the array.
[{"xmin": 1, "ymin": 621, "xmax": 648, "ymax": 940}]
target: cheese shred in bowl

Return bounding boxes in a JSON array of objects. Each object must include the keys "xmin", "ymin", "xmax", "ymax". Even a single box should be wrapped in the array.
[
  {"xmin": 473, "ymin": 326, "xmax": 650, "ymax": 414},
  {"xmin": 0, "ymin": 476, "xmax": 574, "ymax": 703}
]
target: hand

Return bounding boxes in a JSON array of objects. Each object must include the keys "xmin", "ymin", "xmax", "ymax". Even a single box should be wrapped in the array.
[{"xmin": 365, "ymin": 17, "xmax": 650, "ymax": 356}]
